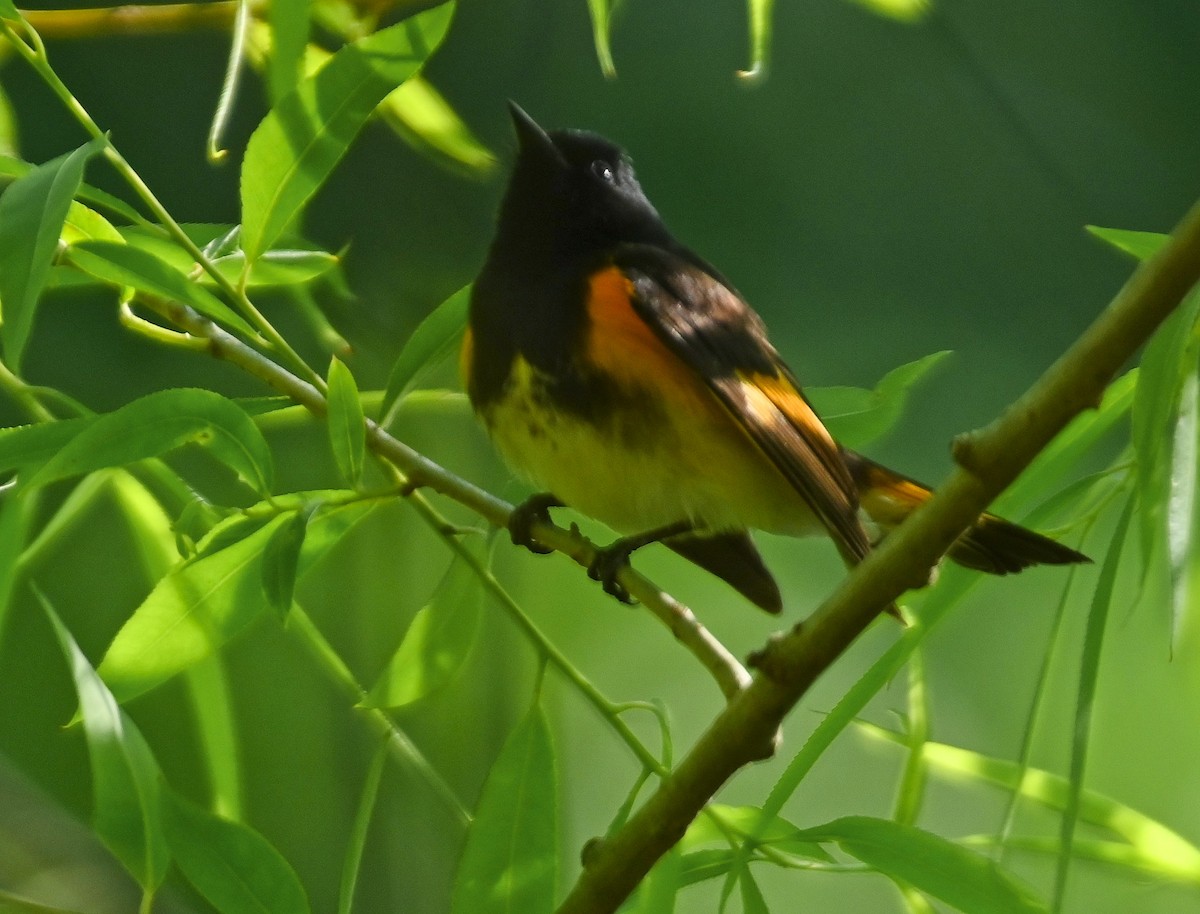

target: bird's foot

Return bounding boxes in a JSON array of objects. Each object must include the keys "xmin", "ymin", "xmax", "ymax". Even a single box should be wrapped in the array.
[{"xmin": 508, "ymin": 492, "xmax": 563, "ymax": 555}]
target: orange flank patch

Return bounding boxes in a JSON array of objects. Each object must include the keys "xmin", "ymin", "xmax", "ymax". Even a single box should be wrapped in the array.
[{"xmin": 583, "ymin": 265, "xmax": 716, "ymax": 416}]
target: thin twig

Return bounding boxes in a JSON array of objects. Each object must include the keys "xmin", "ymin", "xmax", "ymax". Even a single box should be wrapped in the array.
[{"xmin": 137, "ymin": 296, "xmax": 753, "ymax": 701}]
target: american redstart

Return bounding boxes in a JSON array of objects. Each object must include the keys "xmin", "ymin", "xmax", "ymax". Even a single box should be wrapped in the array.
[{"xmin": 461, "ymin": 103, "xmax": 1088, "ymax": 614}]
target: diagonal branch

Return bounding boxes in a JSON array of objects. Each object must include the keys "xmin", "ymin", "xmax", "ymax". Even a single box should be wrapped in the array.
[
  {"xmin": 139, "ymin": 296, "xmax": 753, "ymax": 701},
  {"xmin": 554, "ymin": 193, "xmax": 1200, "ymax": 913}
]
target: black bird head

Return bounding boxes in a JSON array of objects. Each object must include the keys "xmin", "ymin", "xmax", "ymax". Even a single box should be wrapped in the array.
[{"xmin": 495, "ymin": 103, "xmax": 675, "ymax": 261}]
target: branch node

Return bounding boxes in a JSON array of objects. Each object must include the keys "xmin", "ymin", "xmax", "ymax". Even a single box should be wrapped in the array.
[
  {"xmin": 746, "ymin": 629, "xmax": 795, "ymax": 684},
  {"xmin": 950, "ymin": 429, "xmax": 984, "ymax": 474},
  {"xmin": 580, "ymin": 837, "xmax": 605, "ymax": 868}
]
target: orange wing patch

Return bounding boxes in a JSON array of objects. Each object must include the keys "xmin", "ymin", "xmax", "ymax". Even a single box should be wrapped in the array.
[
  {"xmin": 858, "ymin": 462, "xmax": 930, "ymax": 528},
  {"xmin": 737, "ymin": 372, "xmax": 840, "ymax": 457}
]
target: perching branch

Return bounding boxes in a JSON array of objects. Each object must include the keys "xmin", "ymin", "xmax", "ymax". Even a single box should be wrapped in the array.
[
  {"xmin": 552, "ymin": 193, "xmax": 1200, "ymax": 913},
  {"xmin": 139, "ymin": 296, "xmax": 753, "ymax": 701}
]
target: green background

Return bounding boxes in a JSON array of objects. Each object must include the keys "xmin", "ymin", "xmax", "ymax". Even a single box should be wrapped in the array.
[{"xmin": 2, "ymin": 0, "xmax": 1199, "ymax": 911}]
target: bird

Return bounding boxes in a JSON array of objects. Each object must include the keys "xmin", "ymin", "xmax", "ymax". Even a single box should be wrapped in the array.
[{"xmin": 460, "ymin": 103, "xmax": 1089, "ymax": 615}]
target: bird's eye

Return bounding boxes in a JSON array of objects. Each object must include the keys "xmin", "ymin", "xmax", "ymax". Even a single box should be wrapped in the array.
[{"xmin": 591, "ymin": 159, "xmax": 615, "ymax": 183}]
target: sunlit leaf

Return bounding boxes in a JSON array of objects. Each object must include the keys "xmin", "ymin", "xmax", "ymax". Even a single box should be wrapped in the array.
[
  {"xmin": 844, "ymin": 0, "xmax": 930, "ymax": 23},
  {"xmin": 0, "ymin": 83, "xmax": 19, "ymax": 157},
  {"xmin": 382, "ymin": 76, "xmax": 495, "ymax": 173},
  {"xmin": 794, "ymin": 816, "xmax": 1048, "ymax": 914},
  {"xmin": 22, "ymin": 388, "xmax": 274, "ymax": 496},
  {"xmin": 66, "ymin": 240, "xmax": 261, "ymax": 340},
  {"xmin": 97, "ymin": 513, "xmax": 290, "ymax": 704},
  {"xmin": 585, "ymin": 0, "xmax": 617, "ymax": 78},
  {"xmin": 268, "ymin": 0, "xmax": 311, "ymax": 103},
  {"xmin": 1086, "ymin": 225, "xmax": 1168, "ymax": 262},
  {"xmin": 683, "ymin": 805, "xmax": 833, "ymax": 863},
  {"xmin": 327, "ymin": 356, "xmax": 366, "ymax": 488},
  {"xmin": 451, "ymin": 702, "xmax": 557, "ymax": 914},
  {"xmin": 41, "ymin": 596, "xmax": 170, "ymax": 890},
  {"xmin": 736, "ymin": 0, "xmax": 774, "ymax": 82},
  {"xmin": 0, "ymin": 0, "xmax": 20, "ymax": 24},
  {"xmin": 379, "ymin": 284, "xmax": 469, "ymax": 425},
  {"xmin": 738, "ymin": 870, "xmax": 769, "ymax": 914},
  {"xmin": 813, "ymin": 350, "xmax": 951, "ymax": 448},
  {"xmin": 62, "ymin": 200, "xmax": 124, "ymax": 245},
  {"xmin": 1169, "ymin": 368, "xmax": 1200, "ymax": 647},
  {"xmin": 0, "ymin": 139, "xmax": 102, "ymax": 370},
  {"xmin": 363, "ymin": 539, "xmax": 484, "ymax": 709},
  {"xmin": 0, "ymin": 418, "xmax": 88, "ymax": 476},
  {"xmin": 856, "ymin": 722, "xmax": 1200, "ymax": 883},
  {"xmin": 240, "ymin": 2, "xmax": 456, "ymax": 262},
  {"xmin": 163, "ymin": 790, "xmax": 310, "ymax": 914}
]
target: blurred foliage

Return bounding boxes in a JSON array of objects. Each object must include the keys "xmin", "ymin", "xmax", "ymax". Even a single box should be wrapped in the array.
[{"xmin": 0, "ymin": 1, "xmax": 1199, "ymax": 913}]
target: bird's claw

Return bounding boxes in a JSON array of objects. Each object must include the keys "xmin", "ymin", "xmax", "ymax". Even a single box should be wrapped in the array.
[{"xmin": 587, "ymin": 544, "xmax": 637, "ymax": 604}]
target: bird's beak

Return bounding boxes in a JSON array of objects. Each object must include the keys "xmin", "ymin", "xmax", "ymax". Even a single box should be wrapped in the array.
[{"xmin": 508, "ymin": 101, "xmax": 562, "ymax": 164}]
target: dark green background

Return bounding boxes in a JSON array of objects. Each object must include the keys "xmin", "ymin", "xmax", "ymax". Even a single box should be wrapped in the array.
[{"xmin": 2, "ymin": 0, "xmax": 1199, "ymax": 911}]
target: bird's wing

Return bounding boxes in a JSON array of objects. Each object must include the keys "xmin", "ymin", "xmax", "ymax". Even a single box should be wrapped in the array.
[{"xmin": 616, "ymin": 244, "xmax": 872, "ymax": 564}]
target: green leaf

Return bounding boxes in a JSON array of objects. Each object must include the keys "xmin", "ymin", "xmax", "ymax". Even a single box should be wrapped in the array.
[
  {"xmin": 381, "ymin": 76, "xmax": 495, "ymax": 174},
  {"xmin": 363, "ymin": 541, "xmax": 484, "ymax": 709},
  {"xmin": 240, "ymin": 2, "xmax": 456, "ymax": 262},
  {"xmin": 62, "ymin": 200, "xmax": 125, "ymax": 245},
  {"xmin": 0, "ymin": 139, "xmax": 102, "ymax": 370},
  {"xmin": 624, "ymin": 847, "xmax": 682, "ymax": 913},
  {"xmin": 338, "ymin": 739, "xmax": 388, "ymax": 914},
  {"xmin": 1056, "ymin": 494, "xmax": 1135, "ymax": 911},
  {"xmin": 1169, "ymin": 368, "xmax": 1200, "ymax": 647},
  {"xmin": 327, "ymin": 356, "xmax": 366, "ymax": 487},
  {"xmin": 684, "ymin": 805, "xmax": 833, "ymax": 863},
  {"xmin": 1086, "ymin": 225, "xmax": 1168, "ymax": 262},
  {"xmin": 843, "ymin": 0, "xmax": 930, "ymax": 23},
  {"xmin": 1130, "ymin": 289, "xmax": 1200, "ymax": 578},
  {"xmin": 738, "ymin": 870, "xmax": 769, "ymax": 914},
  {"xmin": 451, "ymin": 702, "xmax": 557, "ymax": 914},
  {"xmin": 22, "ymin": 388, "xmax": 274, "ymax": 496},
  {"xmin": 0, "ymin": 0, "xmax": 20, "ymax": 23},
  {"xmin": 813, "ymin": 350, "xmax": 952, "ymax": 448},
  {"xmin": 261, "ymin": 509, "xmax": 309, "ymax": 618},
  {"xmin": 0, "ymin": 82, "xmax": 19, "ymax": 157},
  {"xmin": 585, "ymin": 0, "xmax": 617, "ymax": 78},
  {"xmin": 41, "ymin": 595, "xmax": 170, "ymax": 890},
  {"xmin": 856, "ymin": 723, "xmax": 1200, "ymax": 884},
  {"xmin": 795, "ymin": 816, "xmax": 1048, "ymax": 914},
  {"xmin": 0, "ymin": 418, "xmax": 89, "ymax": 475},
  {"xmin": 66, "ymin": 239, "xmax": 260, "ymax": 339},
  {"xmin": 379, "ymin": 284, "xmax": 469, "ymax": 425},
  {"xmin": 267, "ymin": 0, "xmax": 311, "ymax": 104},
  {"xmin": 163, "ymin": 790, "xmax": 310, "ymax": 914},
  {"xmin": 737, "ymin": 0, "xmax": 774, "ymax": 82},
  {"xmin": 0, "ymin": 887, "xmax": 89, "ymax": 913},
  {"xmin": 97, "ymin": 513, "xmax": 291, "ymax": 704},
  {"xmin": 0, "ymin": 490, "xmax": 34, "ymax": 647}
]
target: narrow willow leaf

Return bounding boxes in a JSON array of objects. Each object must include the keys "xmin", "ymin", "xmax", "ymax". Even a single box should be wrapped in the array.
[
  {"xmin": 267, "ymin": 0, "xmax": 311, "ymax": 103},
  {"xmin": 66, "ymin": 240, "xmax": 260, "ymax": 339},
  {"xmin": 379, "ymin": 284, "xmax": 469, "ymax": 425},
  {"xmin": 23, "ymin": 388, "xmax": 274, "ymax": 496},
  {"xmin": 585, "ymin": 0, "xmax": 617, "ymax": 78},
  {"xmin": 0, "ymin": 417, "xmax": 89, "ymax": 475},
  {"xmin": 210, "ymin": 248, "xmax": 340, "ymax": 287},
  {"xmin": 382, "ymin": 76, "xmax": 495, "ymax": 173},
  {"xmin": 1169, "ymin": 368, "xmax": 1200, "ymax": 647},
  {"xmin": 363, "ymin": 540, "xmax": 484, "ymax": 709},
  {"xmin": 845, "ymin": 0, "xmax": 930, "ymax": 22},
  {"xmin": 738, "ymin": 870, "xmax": 769, "ymax": 914},
  {"xmin": 326, "ymin": 356, "xmax": 365, "ymax": 488},
  {"xmin": 0, "ymin": 83, "xmax": 14, "ymax": 157},
  {"xmin": 1130, "ymin": 290, "xmax": 1200, "ymax": 573},
  {"xmin": 261, "ymin": 509, "xmax": 309, "ymax": 618},
  {"xmin": 338, "ymin": 739, "xmax": 388, "ymax": 914},
  {"xmin": 1056, "ymin": 495, "xmax": 1135, "ymax": 911},
  {"xmin": 164, "ymin": 790, "xmax": 310, "ymax": 914},
  {"xmin": 1085, "ymin": 225, "xmax": 1168, "ymax": 262},
  {"xmin": 240, "ymin": 2, "xmax": 456, "ymax": 262},
  {"xmin": 62, "ymin": 200, "xmax": 125, "ymax": 245},
  {"xmin": 97, "ymin": 514, "xmax": 290, "ymax": 704},
  {"xmin": 795, "ymin": 816, "xmax": 1047, "ymax": 914},
  {"xmin": 0, "ymin": 490, "xmax": 33, "ymax": 642},
  {"xmin": 0, "ymin": 139, "xmax": 102, "ymax": 370},
  {"xmin": 684, "ymin": 805, "xmax": 833, "ymax": 863},
  {"xmin": 0, "ymin": 0, "xmax": 17, "ymax": 25},
  {"xmin": 812, "ymin": 350, "xmax": 951, "ymax": 448},
  {"xmin": 41, "ymin": 597, "xmax": 171, "ymax": 890},
  {"xmin": 450, "ymin": 703, "xmax": 557, "ymax": 914},
  {"xmin": 856, "ymin": 723, "xmax": 1200, "ymax": 883},
  {"xmin": 737, "ymin": 0, "xmax": 774, "ymax": 82},
  {"xmin": 0, "ymin": 888, "xmax": 88, "ymax": 913}
]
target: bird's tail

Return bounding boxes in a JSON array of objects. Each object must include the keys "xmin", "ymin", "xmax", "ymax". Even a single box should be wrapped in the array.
[{"xmin": 846, "ymin": 453, "xmax": 1090, "ymax": 574}]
